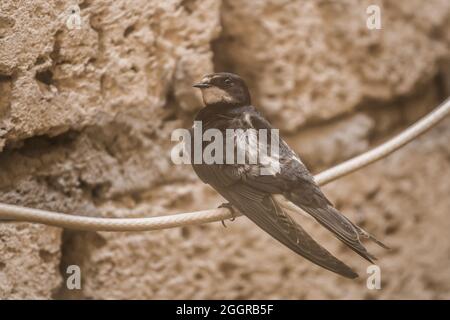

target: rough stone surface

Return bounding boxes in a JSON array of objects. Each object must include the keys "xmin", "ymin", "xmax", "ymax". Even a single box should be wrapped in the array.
[
  {"xmin": 0, "ymin": 0, "xmax": 221, "ymax": 299},
  {"xmin": 214, "ymin": 0, "xmax": 450, "ymax": 131},
  {"xmin": 0, "ymin": 0, "xmax": 449, "ymax": 299},
  {"xmin": 0, "ymin": 223, "xmax": 61, "ymax": 299}
]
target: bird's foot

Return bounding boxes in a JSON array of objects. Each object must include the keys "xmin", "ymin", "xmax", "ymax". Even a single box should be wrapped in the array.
[{"xmin": 218, "ymin": 202, "xmax": 237, "ymax": 228}]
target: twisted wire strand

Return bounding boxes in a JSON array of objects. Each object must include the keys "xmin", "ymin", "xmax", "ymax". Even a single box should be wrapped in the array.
[{"xmin": 0, "ymin": 97, "xmax": 449, "ymax": 232}]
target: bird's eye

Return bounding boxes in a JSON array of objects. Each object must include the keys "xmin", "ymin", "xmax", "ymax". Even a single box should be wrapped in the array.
[{"xmin": 224, "ymin": 78, "xmax": 232, "ymax": 85}]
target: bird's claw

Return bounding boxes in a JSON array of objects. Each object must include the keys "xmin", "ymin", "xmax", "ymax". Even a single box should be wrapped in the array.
[{"xmin": 218, "ymin": 203, "xmax": 237, "ymax": 228}]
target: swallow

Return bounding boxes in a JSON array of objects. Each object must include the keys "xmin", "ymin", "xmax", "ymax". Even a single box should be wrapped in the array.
[{"xmin": 192, "ymin": 72, "xmax": 388, "ymax": 278}]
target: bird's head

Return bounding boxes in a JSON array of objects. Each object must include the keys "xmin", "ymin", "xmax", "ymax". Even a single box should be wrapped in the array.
[{"xmin": 193, "ymin": 72, "xmax": 251, "ymax": 107}]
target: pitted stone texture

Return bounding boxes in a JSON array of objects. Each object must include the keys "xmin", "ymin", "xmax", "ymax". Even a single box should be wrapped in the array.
[
  {"xmin": 0, "ymin": 0, "xmax": 220, "ymax": 148},
  {"xmin": 286, "ymin": 83, "xmax": 442, "ymax": 171},
  {"xmin": 214, "ymin": 0, "xmax": 450, "ymax": 131},
  {"xmin": 0, "ymin": 0, "xmax": 220, "ymax": 299},
  {"xmin": 0, "ymin": 223, "xmax": 61, "ymax": 299},
  {"xmin": 285, "ymin": 113, "xmax": 374, "ymax": 170}
]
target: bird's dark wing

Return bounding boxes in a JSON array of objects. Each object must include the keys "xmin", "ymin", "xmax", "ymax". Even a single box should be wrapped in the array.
[
  {"xmin": 246, "ymin": 111, "xmax": 387, "ymax": 261},
  {"xmin": 215, "ymin": 182, "xmax": 358, "ymax": 279},
  {"xmin": 191, "ymin": 136, "xmax": 358, "ymax": 277},
  {"xmin": 191, "ymin": 107, "xmax": 385, "ymax": 277}
]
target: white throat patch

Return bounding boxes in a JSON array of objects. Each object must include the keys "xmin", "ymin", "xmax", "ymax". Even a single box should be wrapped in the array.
[{"xmin": 202, "ymin": 86, "xmax": 236, "ymax": 105}]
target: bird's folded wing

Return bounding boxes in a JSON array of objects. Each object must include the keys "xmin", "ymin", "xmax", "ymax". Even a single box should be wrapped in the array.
[
  {"xmin": 248, "ymin": 111, "xmax": 386, "ymax": 261},
  {"xmin": 219, "ymin": 184, "xmax": 359, "ymax": 279}
]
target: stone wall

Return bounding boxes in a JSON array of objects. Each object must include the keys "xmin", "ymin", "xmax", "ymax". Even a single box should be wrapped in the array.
[{"xmin": 0, "ymin": 0, "xmax": 449, "ymax": 299}]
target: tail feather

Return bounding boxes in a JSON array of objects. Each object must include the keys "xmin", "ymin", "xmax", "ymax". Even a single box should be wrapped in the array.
[
  {"xmin": 355, "ymin": 226, "xmax": 390, "ymax": 249},
  {"xmin": 289, "ymin": 197, "xmax": 379, "ymax": 263}
]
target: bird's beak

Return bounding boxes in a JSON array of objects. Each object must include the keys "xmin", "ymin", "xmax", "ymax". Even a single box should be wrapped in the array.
[{"xmin": 193, "ymin": 82, "xmax": 211, "ymax": 89}]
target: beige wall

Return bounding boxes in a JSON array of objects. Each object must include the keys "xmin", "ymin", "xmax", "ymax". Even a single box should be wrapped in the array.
[{"xmin": 0, "ymin": 0, "xmax": 449, "ymax": 299}]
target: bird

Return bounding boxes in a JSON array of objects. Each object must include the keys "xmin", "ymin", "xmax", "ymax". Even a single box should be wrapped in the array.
[{"xmin": 191, "ymin": 72, "xmax": 388, "ymax": 279}]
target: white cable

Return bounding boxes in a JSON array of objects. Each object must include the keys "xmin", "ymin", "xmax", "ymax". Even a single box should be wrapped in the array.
[{"xmin": 0, "ymin": 97, "xmax": 449, "ymax": 232}]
